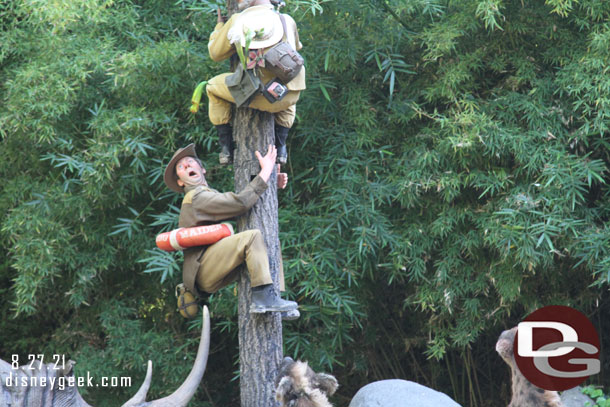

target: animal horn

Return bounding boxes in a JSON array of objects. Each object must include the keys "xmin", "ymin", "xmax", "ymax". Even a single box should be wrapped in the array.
[
  {"xmin": 122, "ymin": 305, "xmax": 211, "ymax": 407},
  {"xmin": 121, "ymin": 361, "xmax": 153, "ymax": 407},
  {"xmin": 147, "ymin": 305, "xmax": 210, "ymax": 407}
]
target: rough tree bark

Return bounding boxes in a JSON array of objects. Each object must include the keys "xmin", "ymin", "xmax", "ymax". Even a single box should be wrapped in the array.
[
  {"xmin": 234, "ymin": 111, "xmax": 283, "ymax": 407},
  {"xmin": 225, "ymin": 2, "xmax": 283, "ymax": 406}
]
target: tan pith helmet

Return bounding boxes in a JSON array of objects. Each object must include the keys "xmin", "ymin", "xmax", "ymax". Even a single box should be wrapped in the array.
[
  {"xmin": 227, "ymin": 5, "xmax": 284, "ymax": 49},
  {"xmin": 164, "ymin": 143, "xmax": 200, "ymax": 193}
]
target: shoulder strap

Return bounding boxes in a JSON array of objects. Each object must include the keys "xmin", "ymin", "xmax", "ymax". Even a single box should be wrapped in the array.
[
  {"xmin": 278, "ymin": 13, "xmax": 288, "ymax": 42},
  {"xmin": 183, "ymin": 186, "xmax": 206, "ymax": 205}
]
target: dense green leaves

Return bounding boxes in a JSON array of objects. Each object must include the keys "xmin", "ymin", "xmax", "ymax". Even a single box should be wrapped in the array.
[{"xmin": 1, "ymin": 0, "xmax": 610, "ymax": 405}]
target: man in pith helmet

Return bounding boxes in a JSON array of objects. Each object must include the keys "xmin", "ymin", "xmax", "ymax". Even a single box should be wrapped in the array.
[
  {"xmin": 164, "ymin": 143, "xmax": 298, "ymax": 315},
  {"xmin": 206, "ymin": 0, "xmax": 305, "ymax": 165}
]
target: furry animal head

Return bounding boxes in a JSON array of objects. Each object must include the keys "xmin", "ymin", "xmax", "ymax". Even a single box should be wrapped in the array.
[
  {"xmin": 496, "ymin": 326, "xmax": 517, "ymax": 364},
  {"xmin": 496, "ymin": 326, "xmax": 563, "ymax": 407},
  {"xmin": 275, "ymin": 357, "xmax": 339, "ymax": 407}
]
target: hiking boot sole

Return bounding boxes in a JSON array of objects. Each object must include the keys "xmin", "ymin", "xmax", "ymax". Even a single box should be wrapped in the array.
[
  {"xmin": 219, "ymin": 154, "xmax": 232, "ymax": 165},
  {"xmin": 249, "ymin": 303, "xmax": 298, "ymax": 313}
]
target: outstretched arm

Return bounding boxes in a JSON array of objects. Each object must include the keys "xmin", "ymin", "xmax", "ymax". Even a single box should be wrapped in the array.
[{"xmin": 208, "ymin": 10, "xmax": 235, "ymax": 62}]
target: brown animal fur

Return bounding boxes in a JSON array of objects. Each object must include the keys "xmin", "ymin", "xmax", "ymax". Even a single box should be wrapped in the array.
[
  {"xmin": 275, "ymin": 357, "xmax": 339, "ymax": 407},
  {"xmin": 496, "ymin": 326, "xmax": 563, "ymax": 407}
]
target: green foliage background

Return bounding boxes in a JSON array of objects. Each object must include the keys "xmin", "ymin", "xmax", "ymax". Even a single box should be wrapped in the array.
[{"xmin": 1, "ymin": 0, "xmax": 609, "ymax": 405}]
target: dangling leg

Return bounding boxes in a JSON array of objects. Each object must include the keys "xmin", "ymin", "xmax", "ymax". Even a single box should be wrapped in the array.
[
  {"xmin": 206, "ymin": 73, "xmax": 236, "ymax": 164},
  {"xmin": 273, "ymin": 103, "xmax": 295, "ymax": 164},
  {"xmin": 197, "ymin": 230, "xmax": 298, "ymax": 314},
  {"xmin": 274, "ymin": 124, "xmax": 289, "ymax": 165},
  {"xmin": 216, "ymin": 123, "xmax": 233, "ymax": 165}
]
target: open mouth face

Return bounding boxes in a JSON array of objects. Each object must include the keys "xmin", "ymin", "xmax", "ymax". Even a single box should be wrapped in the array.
[{"xmin": 176, "ymin": 156, "xmax": 206, "ymax": 186}]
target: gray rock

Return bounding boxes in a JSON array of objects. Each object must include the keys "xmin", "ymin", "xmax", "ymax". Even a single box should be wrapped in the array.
[
  {"xmin": 561, "ymin": 387, "xmax": 595, "ymax": 407},
  {"xmin": 349, "ymin": 379, "xmax": 461, "ymax": 407}
]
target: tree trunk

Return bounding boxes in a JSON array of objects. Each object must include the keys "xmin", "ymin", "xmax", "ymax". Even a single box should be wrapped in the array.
[
  {"xmin": 225, "ymin": 3, "xmax": 283, "ymax": 406},
  {"xmin": 233, "ymin": 109, "xmax": 282, "ymax": 407}
]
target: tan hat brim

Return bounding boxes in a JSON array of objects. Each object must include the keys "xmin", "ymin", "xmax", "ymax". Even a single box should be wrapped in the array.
[
  {"xmin": 230, "ymin": 6, "xmax": 284, "ymax": 49},
  {"xmin": 164, "ymin": 143, "xmax": 198, "ymax": 193}
]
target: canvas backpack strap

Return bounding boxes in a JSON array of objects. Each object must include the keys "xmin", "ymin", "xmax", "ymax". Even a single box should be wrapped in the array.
[{"xmin": 278, "ymin": 13, "xmax": 288, "ymax": 43}]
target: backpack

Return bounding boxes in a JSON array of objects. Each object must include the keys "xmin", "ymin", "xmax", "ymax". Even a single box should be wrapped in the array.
[{"xmin": 263, "ymin": 14, "xmax": 304, "ymax": 84}]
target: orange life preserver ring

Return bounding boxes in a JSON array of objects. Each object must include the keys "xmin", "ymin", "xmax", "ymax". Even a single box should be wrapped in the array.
[{"xmin": 156, "ymin": 223, "xmax": 234, "ymax": 252}]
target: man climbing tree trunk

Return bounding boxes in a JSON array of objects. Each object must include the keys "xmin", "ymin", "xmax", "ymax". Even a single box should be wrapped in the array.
[{"xmin": 225, "ymin": 1, "xmax": 284, "ymax": 406}]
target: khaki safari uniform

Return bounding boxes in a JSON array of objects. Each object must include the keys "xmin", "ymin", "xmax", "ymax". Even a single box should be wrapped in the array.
[
  {"xmin": 180, "ymin": 175, "xmax": 284, "ymax": 295},
  {"xmin": 206, "ymin": 4, "xmax": 306, "ymax": 128}
]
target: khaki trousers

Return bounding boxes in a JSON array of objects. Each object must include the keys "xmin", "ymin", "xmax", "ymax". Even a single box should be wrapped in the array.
[
  {"xmin": 206, "ymin": 73, "xmax": 300, "ymax": 128},
  {"xmin": 196, "ymin": 229, "xmax": 285, "ymax": 293}
]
